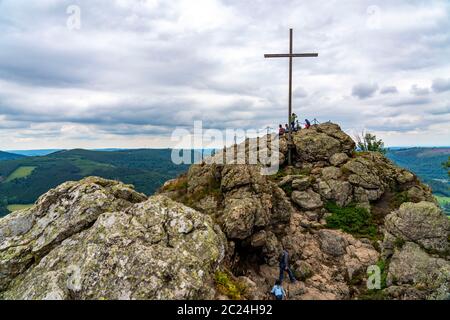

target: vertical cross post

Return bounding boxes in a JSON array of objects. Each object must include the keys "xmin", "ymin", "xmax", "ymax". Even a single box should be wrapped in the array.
[
  {"xmin": 264, "ymin": 28, "xmax": 318, "ymax": 166},
  {"xmin": 288, "ymin": 28, "xmax": 293, "ymax": 165}
]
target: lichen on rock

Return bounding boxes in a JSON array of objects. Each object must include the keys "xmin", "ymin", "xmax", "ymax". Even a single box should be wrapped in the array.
[{"xmin": 1, "ymin": 178, "xmax": 225, "ymax": 300}]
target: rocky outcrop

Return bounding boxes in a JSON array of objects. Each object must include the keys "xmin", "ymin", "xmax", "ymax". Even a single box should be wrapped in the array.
[
  {"xmin": 2, "ymin": 122, "xmax": 448, "ymax": 301},
  {"xmin": 384, "ymin": 202, "xmax": 449, "ymax": 253},
  {"xmin": 158, "ymin": 122, "xmax": 448, "ymax": 301},
  {"xmin": 184, "ymin": 163, "xmax": 293, "ymax": 244},
  {"xmin": 386, "ymin": 243, "xmax": 449, "ymax": 300},
  {"xmin": 292, "ymin": 123, "xmax": 355, "ymax": 162},
  {"xmin": 0, "ymin": 177, "xmax": 225, "ymax": 300}
]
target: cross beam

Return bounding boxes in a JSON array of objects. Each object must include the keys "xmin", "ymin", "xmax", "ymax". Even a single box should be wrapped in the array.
[
  {"xmin": 264, "ymin": 28, "xmax": 318, "ymax": 165},
  {"xmin": 264, "ymin": 53, "xmax": 318, "ymax": 58}
]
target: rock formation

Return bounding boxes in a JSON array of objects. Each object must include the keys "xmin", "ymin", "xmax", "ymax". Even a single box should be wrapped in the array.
[
  {"xmin": 0, "ymin": 178, "xmax": 225, "ymax": 300},
  {"xmin": 1, "ymin": 123, "xmax": 448, "ymax": 300}
]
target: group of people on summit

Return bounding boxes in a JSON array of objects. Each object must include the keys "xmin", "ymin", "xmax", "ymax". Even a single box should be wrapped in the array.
[{"xmin": 278, "ymin": 113, "xmax": 312, "ymax": 136}]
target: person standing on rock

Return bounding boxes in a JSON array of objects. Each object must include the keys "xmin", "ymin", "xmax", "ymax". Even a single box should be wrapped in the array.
[
  {"xmin": 290, "ymin": 113, "xmax": 298, "ymax": 132},
  {"xmin": 305, "ymin": 119, "xmax": 311, "ymax": 129},
  {"xmin": 279, "ymin": 249, "xmax": 296, "ymax": 283},
  {"xmin": 271, "ymin": 280, "xmax": 286, "ymax": 300},
  {"xmin": 284, "ymin": 124, "xmax": 290, "ymax": 133}
]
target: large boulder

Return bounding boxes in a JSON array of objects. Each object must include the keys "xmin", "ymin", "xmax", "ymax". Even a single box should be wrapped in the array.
[
  {"xmin": 384, "ymin": 202, "xmax": 449, "ymax": 253},
  {"xmin": 292, "ymin": 123, "xmax": 355, "ymax": 162},
  {"xmin": 0, "ymin": 177, "xmax": 147, "ymax": 292},
  {"xmin": 0, "ymin": 178, "xmax": 225, "ymax": 300},
  {"xmin": 314, "ymin": 179, "xmax": 353, "ymax": 207},
  {"xmin": 386, "ymin": 242, "xmax": 450, "ymax": 300}
]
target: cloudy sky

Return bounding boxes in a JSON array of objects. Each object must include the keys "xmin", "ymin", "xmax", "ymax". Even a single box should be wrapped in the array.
[{"xmin": 1, "ymin": 0, "xmax": 450, "ymax": 150}]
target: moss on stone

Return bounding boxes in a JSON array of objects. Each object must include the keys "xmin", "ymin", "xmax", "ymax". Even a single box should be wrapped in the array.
[{"xmin": 214, "ymin": 270, "xmax": 246, "ymax": 300}]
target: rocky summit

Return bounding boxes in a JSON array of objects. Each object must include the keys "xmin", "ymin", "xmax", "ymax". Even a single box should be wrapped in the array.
[{"xmin": 1, "ymin": 123, "xmax": 449, "ymax": 300}]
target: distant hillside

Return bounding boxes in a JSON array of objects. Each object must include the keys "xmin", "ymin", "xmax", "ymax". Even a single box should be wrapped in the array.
[
  {"xmin": 0, "ymin": 149, "xmax": 189, "ymax": 217},
  {"xmin": 386, "ymin": 147, "xmax": 450, "ymax": 214},
  {"xmin": 0, "ymin": 151, "xmax": 25, "ymax": 161},
  {"xmin": 6, "ymin": 149, "xmax": 62, "ymax": 157}
]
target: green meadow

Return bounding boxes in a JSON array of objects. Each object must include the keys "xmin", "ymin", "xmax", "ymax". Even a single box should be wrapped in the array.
[
  {"xmin": 5, "ymin": 166, "xmax": 36, "ymax": 182},
  {"xmin": 7, "ymin": 204, "xmax": 34, "ymax": 212}
]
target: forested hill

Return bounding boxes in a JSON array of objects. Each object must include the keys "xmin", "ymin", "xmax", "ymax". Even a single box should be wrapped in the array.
[
  {"xmin": 386, "ymin": 147, "xmax": 450, "ymax": 214},
  {"xmin": 0, "ymin": 151, "xmax": 25, "ymax": 161},
  {"xmin": 387, "ymin": 148, "xmax": 449, "ymax": 195},
  {"xmin": 0, "ymin": 149, "xmax": 190, "ymax": 217}
]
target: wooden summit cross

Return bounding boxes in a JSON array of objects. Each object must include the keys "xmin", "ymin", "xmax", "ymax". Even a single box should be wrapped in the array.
[{"xmin": 265, "ymin": 28, "xmax": 318, "ymax": 165}]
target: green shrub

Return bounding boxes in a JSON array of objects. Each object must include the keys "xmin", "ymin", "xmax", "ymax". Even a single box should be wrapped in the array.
[
  {"xmin": 325, "ymin": 202, "xmax": 378, "ymax": 239},
  {"xmin": 376, "ymin": 259, "xmax": 388, "ymax": 289},
  {"xmin": 214, "ymin": 271, "xmax": 246, "ymax": 300},
  {"xmin": 390, "ymin": 191, "xmax": 410, "ymax": 209}
]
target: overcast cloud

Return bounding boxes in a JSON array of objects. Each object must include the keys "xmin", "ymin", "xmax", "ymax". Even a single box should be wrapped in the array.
[{"xmin": 0, "ymin": 0, "xmax": 450, "ymax": 149}]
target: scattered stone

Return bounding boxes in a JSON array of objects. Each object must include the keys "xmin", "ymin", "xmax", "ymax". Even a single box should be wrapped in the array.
[
  {"xmin": 292, "ymin": 190, "xmax": 324, "ymax": 210},
  {"xmin": 292, "ymin": 177, "xmax": 311, "ymax": 191},
  {"xmin": 329, "ymin": 153, "xmax": 349, "ymax": 167}
]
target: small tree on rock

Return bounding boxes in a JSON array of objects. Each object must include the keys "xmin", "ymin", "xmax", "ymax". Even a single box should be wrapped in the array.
[{"xmin": 355, "ymin": 131, "xmax": 387, "ymax": 154}]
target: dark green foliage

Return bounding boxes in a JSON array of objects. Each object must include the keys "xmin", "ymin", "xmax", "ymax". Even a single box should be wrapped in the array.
[
  {"xmin": 280, "ymin": 184, "xmax": 293, "ymax": 197},
  {"xmin": 0, "ymin": 149, "xmax": 189, "ymax": 215},
  {"xmin": 355, "ymin": 132, "xmax": 386, "ymax": 154},
  {"xmin": 376, "ymin": 259, "xmax": 388, "ymax": 289},
  {"xmin": 390, "ymin": 191, "xmax": 410, "ymax": 209},
  {"xmin": 394, "ymin": 238, "xmax": 406, "ymax": 249},
  {"xmin": 0, "ymin": 151, "xmax": 25, "ymax": 161},
  {"xmin": 325, "ymin": 202, "xmax": 378, "ymax": 239}
]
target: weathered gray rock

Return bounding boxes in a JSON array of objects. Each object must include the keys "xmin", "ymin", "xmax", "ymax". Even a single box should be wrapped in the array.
[
  {"xmin": 318, "ymin": 230, "xmax": 348, "ymax": 257},
  {"xmin": 384, "ymin": 202, "xmax": 449, "ymax": 253},
  {"xmin": 314, "ymin": 179, "xmax": 353, "ymax": 207},
  {"xmin": 0, "ymin": 177, "xmax": 147, "ymax": 292},
  {"xmin": 292, "ymin": 123, "xmax": 355, "ymax": 162},
  {"xmin": 278, "ymin": 175, "xmax": 304, "ymax": 188},
  {"xmin": 292, "ymin": 177, "xmax": 311, "ymax": 191},
  {"xmin": 0, "ymin": 178, "xmax": 225, "ymax": 300},
  {"xmin": 396, "ymin": 170, "xmax": 415, "ymax": 184},
  {"xmin": 292, "ymin": 190, "xmax": 323, "ymax": 210},
  {"xmin": 343, "ymin": 158, "xmax": 384, "ymax": 190},
  {"xmin": 387, "ymin": 242, "xmax": 450, "ymax": 300},
  {"xmin": 329, "ymin": 153, "xmax": 349, "ymax": 167},
  {"xmin": 321, "ymin": 167, "xmax": 342, "ymax": 180}
]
